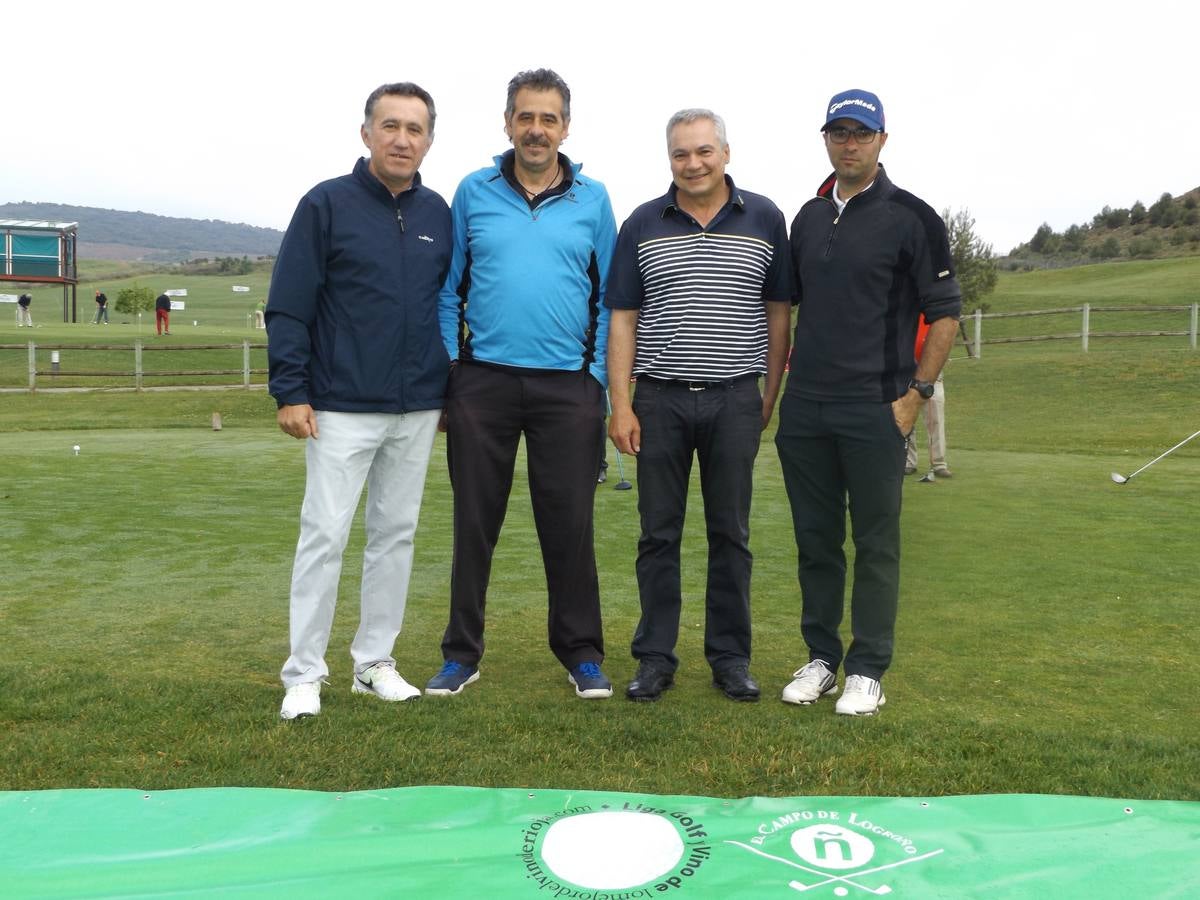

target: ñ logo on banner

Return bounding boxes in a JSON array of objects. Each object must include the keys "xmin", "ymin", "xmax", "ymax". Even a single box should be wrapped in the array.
[
  {"xmin": 729, "ymin": 813, "xmax": 944, "ymax": 896},
  {"xmin": 792, "ymin": 825, "xmax": 876, "ymax": 870}
]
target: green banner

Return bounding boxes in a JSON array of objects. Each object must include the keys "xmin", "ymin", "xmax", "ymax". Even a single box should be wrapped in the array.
[{"xmin": 2, "ymin": 787, "xmax": 1197, "ymax": 897}]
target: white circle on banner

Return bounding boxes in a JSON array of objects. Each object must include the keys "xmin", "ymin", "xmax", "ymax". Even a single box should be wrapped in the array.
[
  {"xmin": 540, "ymin": 811, "xmax": 684, "ymax": 889},
  {"xmin": 790, "ymin": 824, "xmax": 876, "ymax": 870}
]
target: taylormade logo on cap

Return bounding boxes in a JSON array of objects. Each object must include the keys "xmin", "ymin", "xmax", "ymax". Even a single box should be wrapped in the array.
[
  {"xmin": 829, "ymin": 98, "xmax": 877, "ymax": 115},
  {"xmin": 824, "ymin": 89, "xmax": 885, "ymax": 132}
]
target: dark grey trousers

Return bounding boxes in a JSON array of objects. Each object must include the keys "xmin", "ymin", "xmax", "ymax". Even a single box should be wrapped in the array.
[
  {"xmin": 774, "ymin": 394, "xmax": 906, "ymax": 680},
  {"xmin": 630, "ymin": 377, "xmax": 763, "ymax": 672}
]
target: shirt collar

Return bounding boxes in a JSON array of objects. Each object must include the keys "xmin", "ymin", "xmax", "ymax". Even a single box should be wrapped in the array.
[{"xmin": 662, "ymin": 174, "xmax": 744, "ymax": 219}]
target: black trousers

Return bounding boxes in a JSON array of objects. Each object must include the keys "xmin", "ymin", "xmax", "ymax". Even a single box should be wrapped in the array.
[
  {"xmin": 630, "ymin": 377, "xmax": 762, "ymax": 672},
  {"xmin": 774, "ymin": 394, "xmax": 906, "ymax": 680},
  {"xmin": 442, "ymin": 362, "xmax": 605, "ymax": 669}
]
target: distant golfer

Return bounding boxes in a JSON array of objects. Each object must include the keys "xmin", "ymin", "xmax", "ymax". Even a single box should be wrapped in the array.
[
  {"xmin": 267, "ymin": 82, "xmax": 451, "ymax": 720},
  {"xmin": 776, "ymin": 89, "xmax": 961, "ymax": 715},
  {"xmin": 16, "ymin": 293, "xmax": 32, "ymax": 327},
  {"xmin": 606, "ymin": 109, "xmax": 793, "ymax": 703},
  {"xmin": 154, "ymin": 293, "xmax": 171, "ymax": 335},
  {"xmin": 93, "ymin": 290, "xmax": 110, "ymax": 325}
]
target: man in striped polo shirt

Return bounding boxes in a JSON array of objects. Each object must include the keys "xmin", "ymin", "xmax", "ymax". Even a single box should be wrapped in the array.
[{"xmin": 607, "ymin": 109, "xmax": 794, "ymax": 702}]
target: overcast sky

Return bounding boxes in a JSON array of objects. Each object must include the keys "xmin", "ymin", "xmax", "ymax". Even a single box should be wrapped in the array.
[{"xmin": 4, "ymin": 0, "xmax": 1195, "ymax": 254}]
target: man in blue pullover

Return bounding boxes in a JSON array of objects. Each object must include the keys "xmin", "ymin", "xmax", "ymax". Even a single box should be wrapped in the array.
[
  {"xmin": 427, "ymin": 68, "xmax": 617, "ymax": 700},
  {"xmin": 267, "ymin": 82, "xmax": 452, "ymax": 720}
]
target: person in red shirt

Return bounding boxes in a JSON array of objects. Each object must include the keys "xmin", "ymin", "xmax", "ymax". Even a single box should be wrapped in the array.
[{"xmin": 905, "ymin": 314, "xmax": 952, "ymax": 479}]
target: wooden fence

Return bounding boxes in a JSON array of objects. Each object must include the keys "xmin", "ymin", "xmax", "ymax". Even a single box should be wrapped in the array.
[
  {"xmin": 964, "ymin": 303, "xmax": 1199, "ymax": 357},
  {"xmin": 6, "ymin": 306, "xmax": 1198, "ymax": 391},
  {"xmin": 7, "ymin": 341, "xmax": 267, "ymax": 392}
]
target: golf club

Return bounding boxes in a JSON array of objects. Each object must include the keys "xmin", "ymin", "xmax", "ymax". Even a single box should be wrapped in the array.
[
  {"xmin": 1111, "ymin": 428, "xmax": 1200, "ymax": 484},
  {"xmin": 612, "ymin": 447, "xmax": 633, "ymax": 491}
]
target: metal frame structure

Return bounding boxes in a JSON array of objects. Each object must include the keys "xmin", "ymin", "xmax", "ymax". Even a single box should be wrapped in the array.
[{"xmin": 1, "ymin": 219, "xmax": 80, "ymax": 322}]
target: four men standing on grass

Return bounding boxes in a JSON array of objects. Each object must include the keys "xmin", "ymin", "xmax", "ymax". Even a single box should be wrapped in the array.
[
  {"xmin": 266, "ymin": 79, "xmax": 958, "ymax": 718},
  {"xmin": 606, "ymin": 109, "xmax": 792, "ymax": 703}
]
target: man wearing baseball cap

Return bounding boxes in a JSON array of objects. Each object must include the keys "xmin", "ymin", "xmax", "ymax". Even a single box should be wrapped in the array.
[{"xmin": 775, "ymin": 89, "xmax": 962, "ymax": 715}]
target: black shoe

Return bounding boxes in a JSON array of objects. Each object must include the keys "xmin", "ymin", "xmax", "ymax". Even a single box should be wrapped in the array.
[
  {"xmin": 713, "ymin": 664, "xmax": 760, "ymax": 702},
  {"xmin": 626, "ymin": 661, "xmax": 674, "ymax": 701}
]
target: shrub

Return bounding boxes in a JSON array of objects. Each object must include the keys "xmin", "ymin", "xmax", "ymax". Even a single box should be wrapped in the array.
[
  {"xmin": 1090, "ymin": 237, "xmax": 1122, "ymax": 259},
  {"xmin": 1127, "ymin": 236, "xmax": 1162, "ymax": 258},
  {"xmin": 114, "ymin": 284, "xmax": 155, "ymax": 315},
  {"xmin": 1148, "ymin": 192, "xmax": 1179, "ymax": 227}
]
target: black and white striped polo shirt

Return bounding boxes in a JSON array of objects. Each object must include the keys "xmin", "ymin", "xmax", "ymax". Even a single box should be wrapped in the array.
[{"xmin": 606, "ymin": 179, "xmax": 793, "ymax": 381}]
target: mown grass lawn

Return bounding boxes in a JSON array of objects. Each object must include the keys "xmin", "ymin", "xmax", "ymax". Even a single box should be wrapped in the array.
[{"xmin": 1, "ymin": 340, "xmax": 1197, "ymax": 801}]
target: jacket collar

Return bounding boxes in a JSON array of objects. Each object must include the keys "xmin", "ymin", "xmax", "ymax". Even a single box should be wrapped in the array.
[
  {"xmin": 816, "ymin": 163, "xmax": 891, "ymax": 204},
  {"xmin": 353, "ymin": 156, "xmax": 423, "ymax": 200},
  {"xmin": 491, "ymin": 150, "xmax": 582, "ymax": 183}
]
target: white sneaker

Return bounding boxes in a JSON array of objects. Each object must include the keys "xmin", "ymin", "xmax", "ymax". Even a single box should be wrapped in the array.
[
  {"xmin": 352, "ymin": 663, "xmax": 421, "ymax": 702},
  {"xmin": 280, "ymin": 682, "xmax": 321, "ymax": 720},
  {"xmin": 781, "ymin": 659, "xmax": 839, "ymax": 705},
  {"xmin": 835, "ymin": 674, "xmax": 886, "ymax": 716}
]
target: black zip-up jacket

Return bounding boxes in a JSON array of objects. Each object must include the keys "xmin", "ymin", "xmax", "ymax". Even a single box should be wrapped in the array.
[
  {"xmin": 787, "ymin": 165, "xmax": 961, "ymax": 403},
  {"xmin": 267, "ymin": 158, "xmax": 452, "ymax": 413}
]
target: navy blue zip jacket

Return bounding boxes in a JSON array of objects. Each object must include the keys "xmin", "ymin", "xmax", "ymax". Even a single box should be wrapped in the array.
[{"xmin": 266, "ymin": 158, "xmax": 452, "ymax": 413}]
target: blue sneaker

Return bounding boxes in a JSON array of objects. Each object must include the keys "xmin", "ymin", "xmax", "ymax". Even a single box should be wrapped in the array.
[
  {"xmin": 425, "ymin": 660, "xmax": 480, "ymax": 696},
  {"xmin": 568, "ymin": 662, "xmax": 613, "ymax": 699}
]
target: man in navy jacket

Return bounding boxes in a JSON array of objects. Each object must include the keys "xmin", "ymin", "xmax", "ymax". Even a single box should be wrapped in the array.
[{"xmin": 267, "ymin": 82, "xmax": 452, "ymax": 720}]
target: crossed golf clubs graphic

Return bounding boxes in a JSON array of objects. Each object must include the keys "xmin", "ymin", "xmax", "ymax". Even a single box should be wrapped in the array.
[{"xmin": 726, "ymin": 840, "xmax": 944, "ymax": 895}]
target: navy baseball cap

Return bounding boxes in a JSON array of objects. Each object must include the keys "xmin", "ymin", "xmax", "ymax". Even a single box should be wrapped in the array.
[{"xmin": 823, "ymin": 89, "xmax": 885, "ymax": 132}]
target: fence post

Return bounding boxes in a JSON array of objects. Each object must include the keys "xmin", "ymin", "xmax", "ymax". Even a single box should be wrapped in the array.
[
  {"xmin": 135, "ymin": 341, "xmax": 144, "ymax": 392},
  {"xmin": 1081, "ymin": 303, "xmax": 1090, "ymax": 353},
  {"xmin": 1191, "ymin": 303, "xmax": 1197, "ymax": 351},
  {"xmin": 27, "ymin": 340, "xmax": 36, "ymax": 392},
  {"xmin": 243, "ymin": 339, "xmax": 251, "ymax": 389},
  {"xmin": 973, "ymin": 308, "xmax": 982, "ymax": 359}
]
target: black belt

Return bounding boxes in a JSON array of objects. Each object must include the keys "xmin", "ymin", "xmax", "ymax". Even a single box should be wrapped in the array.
[{"xmin": 639, "ymin": 374, "xmax": 758, "ymax": 392}]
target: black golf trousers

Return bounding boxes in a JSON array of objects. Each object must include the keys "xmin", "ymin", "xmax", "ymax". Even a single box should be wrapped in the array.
[
  {"xmin": 774, "ymin": 394, "xmax": 907, "ymax": 680},
  {"xmin": 630, "ymin": 376, "xmax": 763, "ymax": 672},
  {"xmin": 442, "ymin": 361, "xmax": 605, "ymax": 669}
]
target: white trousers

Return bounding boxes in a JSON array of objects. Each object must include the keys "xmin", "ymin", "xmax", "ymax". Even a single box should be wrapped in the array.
[
  {"xmin": 905, "ymin": 375, "xmax": 947, "ymax": 469},
  {"xmin": 281, "ymin": 408, "xmax": 440, "ymax": 687}
]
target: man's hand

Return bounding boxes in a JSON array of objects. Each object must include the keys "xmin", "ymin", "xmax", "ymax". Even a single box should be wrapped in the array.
[
  {"xmin": 761, "ymin": 399, "xmax": 775, "ymax": 432},
  {"xmin": 891, "ymin": 392, "xmax": 922, "ymax": 437},
  {"xmin": 278, "ymin": 403, "xmax": 319, "ymax": 440},
  {"xmin": 609, "ymin": 406, "xmax": 641, "ymax": 456}
]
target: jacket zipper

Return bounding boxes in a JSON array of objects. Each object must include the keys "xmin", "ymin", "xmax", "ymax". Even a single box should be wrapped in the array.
[
  {"xmin": 823, "ymin": 196, "xmax": 840, "ymax": 258},
  {"xmin": 394, "ymin": 197, "xmax": 407, "ymax": 411}
]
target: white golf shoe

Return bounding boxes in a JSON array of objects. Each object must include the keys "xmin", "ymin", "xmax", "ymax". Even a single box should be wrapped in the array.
[
  {"xmin": 352, "ymin": 663, "xmax": 421, "ymax": 702},
  {"xmin": 835, "ymin": 674, "xmax": 886, "ymax": 716},
  {"xmin": 781, "ymin": 659, "xmax": 838, "ymax": 705},
  {"xmin": 280, "ymin": 682, "xmax": 321, "ymax": 720}
]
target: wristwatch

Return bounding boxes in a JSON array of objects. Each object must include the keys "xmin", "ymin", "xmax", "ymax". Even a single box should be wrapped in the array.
[{"xmin": 908, "ymin": 378, "xmax": 935, "ymax": 400}]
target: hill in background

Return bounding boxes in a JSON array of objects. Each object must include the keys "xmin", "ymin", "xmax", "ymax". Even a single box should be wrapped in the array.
[
  {"xmin": 1002, "ymin": 187, "xmax": 1200, "ymax": 269},
  {"xmin": 0, "ymin": 201, "xmax": 282, "ymax": 262}
]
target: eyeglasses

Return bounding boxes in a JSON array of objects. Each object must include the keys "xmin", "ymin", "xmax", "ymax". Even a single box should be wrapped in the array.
[{"xmin": 825, "ymin": 126, "xmax": 882, "ymax": 145}]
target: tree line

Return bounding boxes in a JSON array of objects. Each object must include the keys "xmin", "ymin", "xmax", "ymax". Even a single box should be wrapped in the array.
[{"xmin": 1014, "ymin": 190, "xmax": 1200, "ymax": 263}]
